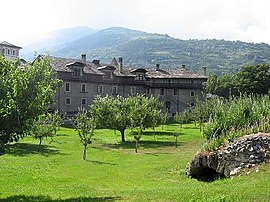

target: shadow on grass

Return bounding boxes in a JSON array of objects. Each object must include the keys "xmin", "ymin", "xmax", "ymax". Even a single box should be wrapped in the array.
[
  {"xmin": 142, "ymin": 131, "xmax": 175, "ymax": 136},
  {"xmin": 182, "ymin": 126, "xmax": 201, "ymax": 130},
  {"xmin": 144, "ymin": 152, "xmax": 173, "ymax": 156},
  {"xmin": 5, "ymin": 143, "xmax": 63, "ymax": 157},
  {"xmin": 55, "ymin": 133, "xmax": 69, "ymax": 137},
  {"xmin": 0, "ymin": 195, "xmax": 121, "ymax": 201},
  {"xmin": 86, "ymin": 159, "xmax": 116, "ymax": 166},
  {"xmin": 103, "ymin": 140, "xmax": 180, "ymax": 150}
]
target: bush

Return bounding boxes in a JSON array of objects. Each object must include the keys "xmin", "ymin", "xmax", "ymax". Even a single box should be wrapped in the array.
[{"xmin": 196, "ymin": 95, "xmax": 270, "ymax": 151}]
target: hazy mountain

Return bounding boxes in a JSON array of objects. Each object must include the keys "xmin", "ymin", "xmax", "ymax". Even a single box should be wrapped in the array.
[
  {"xmin": 20, "ymin": 26, "xmax": 96, "ymax": 60},
  {"xmin": 23, "ymin": 26, "xmax": 270, "ymax": 73}
]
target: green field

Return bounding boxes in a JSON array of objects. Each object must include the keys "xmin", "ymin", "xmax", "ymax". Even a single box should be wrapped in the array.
[{"xmin": 0, "ymin": 124, "xmax": 269, "ymax": 201}]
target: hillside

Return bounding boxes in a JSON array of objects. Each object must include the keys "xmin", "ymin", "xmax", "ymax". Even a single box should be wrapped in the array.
[{"xmin": 25, "ymin": 26, "xmax": 270, "ymax": 74}]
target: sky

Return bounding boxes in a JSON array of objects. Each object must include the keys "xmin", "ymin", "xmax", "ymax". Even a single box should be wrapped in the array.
[{"xmin": 2, "ymin": 0, "xmax": 270, "ymax": 45}]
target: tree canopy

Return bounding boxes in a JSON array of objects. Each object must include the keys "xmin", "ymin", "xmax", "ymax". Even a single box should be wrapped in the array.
[
  {"xmin": 204, "ymin": 64, "xmax": 270, "ymax": 97},
  {"xmin": 90, "ymin": 95, "xmax": 163, "ymax": 142},
  {"xmin": 0, "ymin": 55, "xmax": 61, "ymax": 144},
  {"xmin": 204, "ymin": 74, "xmax": 239, "ymax": 98}
]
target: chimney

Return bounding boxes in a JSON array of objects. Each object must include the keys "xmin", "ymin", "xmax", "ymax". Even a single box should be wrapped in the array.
[
  {"xmin": 119, "ymin": 57, "xmax": 123, "ymax": 73},
  {"xmin": 81, "ymin": 54, "xmax": 86, "ymax": 64},
  {"xmin": 92, "ymin": 60, "xmax": 100, "ymax": 66},
  {"xmin": 156, "ymin": 64, "xmax": 160, "ymax": 71},
  {"xmin": 182, "ymin": 64, "xmax": 186, "ymax": 68}
]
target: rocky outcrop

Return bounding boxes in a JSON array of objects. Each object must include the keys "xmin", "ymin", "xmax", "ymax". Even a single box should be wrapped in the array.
[{"xmin": 186, "ymin": 133, "xmax": 270, "ymax": 180}]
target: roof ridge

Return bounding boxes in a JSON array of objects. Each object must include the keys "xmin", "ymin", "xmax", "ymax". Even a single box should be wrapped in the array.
[{"xmin": 0, "ymin": 41, "xmax": 22, "ymax": 49}]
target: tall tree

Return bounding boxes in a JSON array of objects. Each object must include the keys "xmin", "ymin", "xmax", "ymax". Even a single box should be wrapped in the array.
[
  {"xmin": 204, "ymin": 73, "xmax": 239, "ymax": 98},
  {"xmin": 0, "ymin": 55, "xmax": 60, "ymax": 144},
  {"xmin": 236, "ymin": 64, "xmax": 270, "ymax": 95}
]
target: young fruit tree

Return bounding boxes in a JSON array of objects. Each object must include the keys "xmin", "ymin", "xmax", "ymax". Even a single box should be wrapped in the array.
[
  {"xmin": 32, "ymin": 115, "xmax": 53, "ymax": 146},
  {"xmin": 128, "ymin": 95, "xmax": 163, "ymax": 153},
  {"xmin": 91, "ymin": 95, "xmax": 130, "ymax": 142},
  {"xmin": 47, "ymin": 111, "xmax": 62, "ymax": 142},
  {"xmin": 74, "ymin": 108, "xmax": 96, "ymax": 160}
]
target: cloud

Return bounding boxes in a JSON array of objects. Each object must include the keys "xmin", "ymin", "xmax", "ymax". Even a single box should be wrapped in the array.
[{"xmin": 1, "ymin": 0, "xmax": 270, "ymax": 44}]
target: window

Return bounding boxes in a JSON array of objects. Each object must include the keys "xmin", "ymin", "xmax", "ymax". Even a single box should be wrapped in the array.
[
  {"xmin": 131, "ymin": 86, "xmax": 136, "ymax": 95},
  {"xmin": 73, "ymin": 68, "xmax": 81, "ymax": 76},
  {"xmin": 135, "ymin": 73, "xmax": 144, "ymax": 81},
  {"xmin": 16, "ymin": 50, "xmax": 19, "ymax": 56},
  {"xmin": 190, "ymin": 80, "xmax": 195, "ymax": 84},
  {"xmin": 12, "ymin": 50, "xmax": 15, "ymax": 55},
  {"xmin": 146, "ymin": 88, "xmax": 150, "ymax": 95},
  {"xmin": 103, "ymin": 71, "xmax": 113, "ymax": 79},
  {"xmin": 65, "ymin": 82, "xmax": 70, "ymax": 92},
  {"xmin": 173, "ymin": 89, "xmax": 177, "ymax": 96},
  {"xmin": 65, "ymin": 98, "xmax": 71, "ymax": 105},
  {"xmin": 7, "ymin": 49, "xmax": 10, "ymax": 55},
  {"xmin": 190, "ymin": 90, "xmax": 195, "ymax": 97},
  {"xmin": 98, "ymin": 85, "xmax": 104, "ymax": 94},
  {"xmin": 81, "ymin": 83, "xmax": 86, "ymax": 93},
  {"xmin": 81, "ymin": 98, "xmax": 87, "ymax": 105},
  {"xmin": 160, "ymin": 88, "xmax": 165, "ymax": 96},
  {"xmin": 112, "ymin": 86, "xmax": 117, "ymax": 95}
]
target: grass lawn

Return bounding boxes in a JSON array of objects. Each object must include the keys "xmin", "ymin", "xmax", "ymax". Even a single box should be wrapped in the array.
[{"xmin": 0, "ymin": 123, "xmax": 270, "ymax": 201}]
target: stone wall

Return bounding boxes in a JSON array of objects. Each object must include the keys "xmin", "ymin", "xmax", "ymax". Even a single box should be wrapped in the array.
[{"xmin": 186, "ymin": 133, "xmax": 270, "ymax": 180}]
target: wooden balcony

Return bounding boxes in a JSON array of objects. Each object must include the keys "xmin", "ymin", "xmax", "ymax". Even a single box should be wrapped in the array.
[{"xmin": 146, "ymin": 82, "xmax": 204, "ymax": 89}]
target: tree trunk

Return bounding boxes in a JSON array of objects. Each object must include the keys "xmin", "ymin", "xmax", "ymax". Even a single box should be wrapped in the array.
[
  {"xmin": 119, "ymin": 129, "xmax": 125, "ymax": 142},
  {"xmin": 39, "ymin": 137, "xmax": 42, "ymax": 146},
  {"xmin": 135, "ymin": 139, "xmax": 138, "ymax": 153},
  {"xmin": 83, "ymin": 144, "xmax": 87, "ymax": 160}
]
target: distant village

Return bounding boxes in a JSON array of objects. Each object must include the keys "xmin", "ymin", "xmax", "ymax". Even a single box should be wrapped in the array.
[{"xmin": 0, "ymin": 41, "xmax": 207, "ymax": 117}]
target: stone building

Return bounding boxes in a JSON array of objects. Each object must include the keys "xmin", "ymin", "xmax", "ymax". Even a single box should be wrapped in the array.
[
  {"xmin": 49, "ymin": 54, "xmax": 207, "ymax": 117},
  {"xmin": 0, "ymin": 41, "xmax": 21, "ymax": 60}
]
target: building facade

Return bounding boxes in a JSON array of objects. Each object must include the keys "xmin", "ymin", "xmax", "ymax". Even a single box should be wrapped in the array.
[
  {"xmin": 0, "ymin": 41, "xmax": 21, "ymax": 60},
  {"xmin": 49, "ymin": 54, "xmax": 207, "ymax": 117}
]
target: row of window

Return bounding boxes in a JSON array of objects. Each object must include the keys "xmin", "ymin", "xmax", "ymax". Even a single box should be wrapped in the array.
[
  {"xmin": 65, "ymin": 97, "xmax": 87, "ymax": 105},
  {"xmin": 4, "ymin": 48, "xmax": 19, "ymax": 56},
  {"xmin": 156, "ymin": 89, "xmax": 195, "ymax": 97},
  {"xmin": 65, "ymin": 82, "xmax": 195, "ymax": 97},
  {"xmin": 65, "ymin": 82, "xmax": 137, "ymax": 95}
]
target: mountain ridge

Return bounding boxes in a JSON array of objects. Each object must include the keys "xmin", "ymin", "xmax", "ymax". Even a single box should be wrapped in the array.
[{"xmin": 21, "ymin": 26, "xmax": 270, "ymax": 74}]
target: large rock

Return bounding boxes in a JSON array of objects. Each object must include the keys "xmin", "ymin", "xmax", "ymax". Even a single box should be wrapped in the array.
[{"xmin": 186, "ymin": 133, "xmax": 270, "ymax": 180}]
